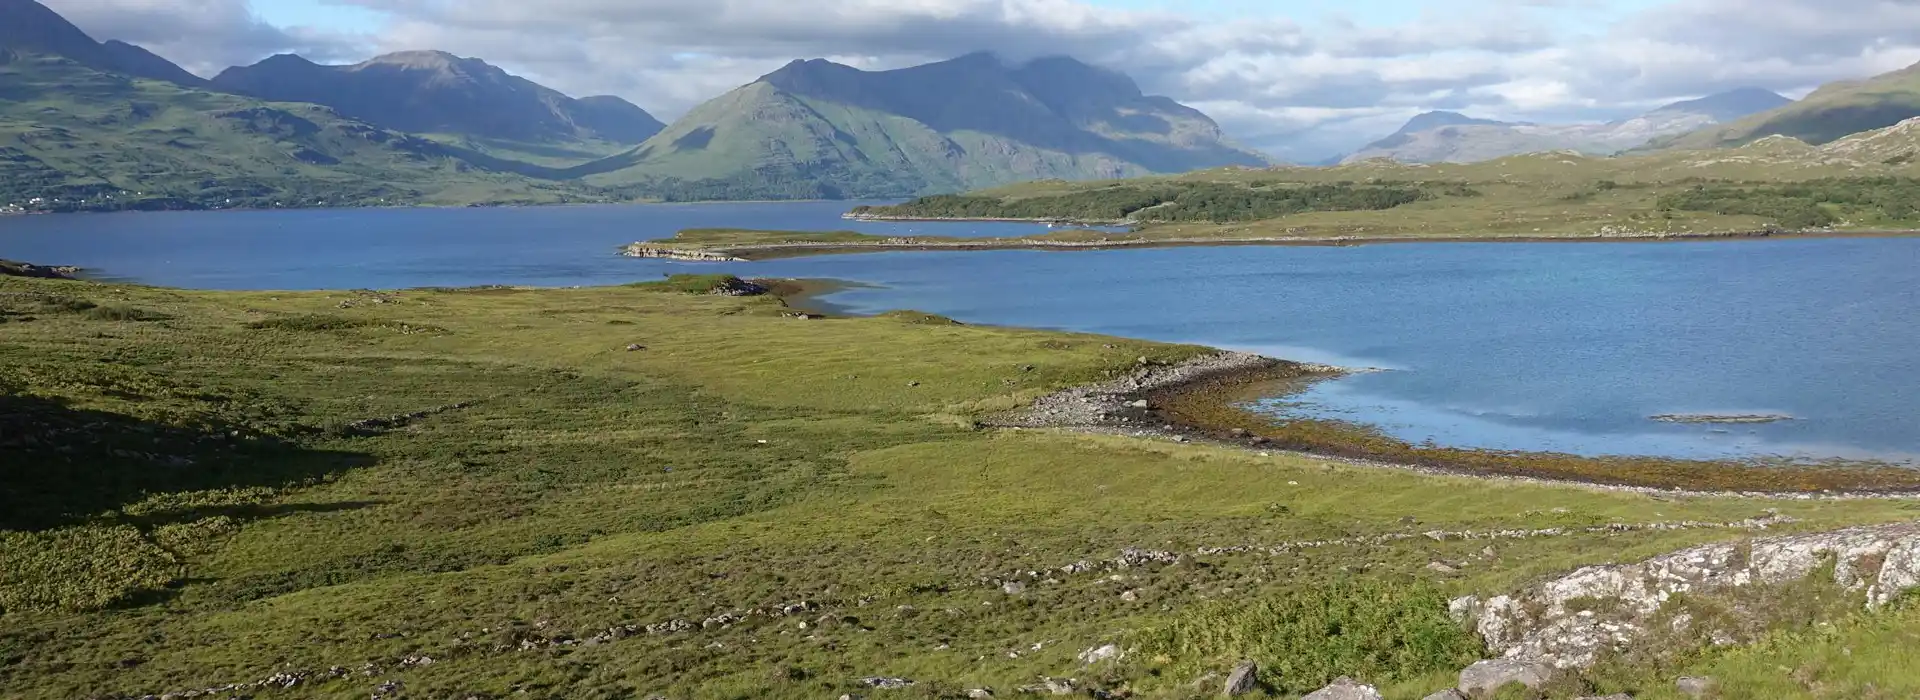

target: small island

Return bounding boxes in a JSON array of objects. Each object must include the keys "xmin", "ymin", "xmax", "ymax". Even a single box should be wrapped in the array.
[{"xmin": 1652, "ymin": 413, "xmax": 1796, "ymax": 424}]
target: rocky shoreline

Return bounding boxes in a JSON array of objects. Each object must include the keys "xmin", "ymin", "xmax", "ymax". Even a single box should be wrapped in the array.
[
  {"xmin": 997, "ymin": 351, "xmax": 1920, "ymax": 499},
  {"xmin": 621, "ymin": 244, "xmax": 746, "ymax": 262},
  {"xmin": 0, "ymin": 259, "xmax": 80, "ymax": 279}
]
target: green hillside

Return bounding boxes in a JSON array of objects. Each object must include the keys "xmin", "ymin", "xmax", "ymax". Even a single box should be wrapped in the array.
[
  {"xmin": 1657, "ymin": 61, "xmax": 1920, "ymax": 149},
  {"xmin": 0, "ymin": 52, "xmax": 591, "ymax": 211},
  {"xmin": 587, "ymin": 54, "xmax": 1270, "ymax": 199}
]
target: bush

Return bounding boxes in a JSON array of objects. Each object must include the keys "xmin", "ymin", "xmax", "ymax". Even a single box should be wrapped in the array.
[
  {"xmin": 244, "ymin": 314, "xmax": 373, "ymax": 331},
  {"xmin": 81, "ymin": 305, "xmax": 171, "ymax": 322},
  {"xmin": 1132, "ymin": 578, "xmax": 1483, "ymax": 694}
]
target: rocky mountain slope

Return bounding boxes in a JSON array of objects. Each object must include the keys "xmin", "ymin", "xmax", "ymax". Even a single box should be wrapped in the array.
[
  {"xmin": 1656, "ymin": 61, "xmax": 1920, "ymax": 150},
  {"xmin": 583, "ymin": 53, "xmax": 1271, "ymax": 198},
  {"xmin": 211, "ymin": 51, "xmax": 665, "ymax": 146},
  {"xmin": 1344, "ymin": 88, "xmax": 1790, "ymax": 164},
  {"xmin": 0, "ymin": 0, "xmax": 204, "ymax": 86}
]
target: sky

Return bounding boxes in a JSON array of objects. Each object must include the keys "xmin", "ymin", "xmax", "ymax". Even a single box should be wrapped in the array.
[{"xmin": 39, "ymin": 0, "xmax": 1920, "ymax": 162}]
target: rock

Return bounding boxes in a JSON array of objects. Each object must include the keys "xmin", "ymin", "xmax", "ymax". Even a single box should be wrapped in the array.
[
  {"xmin": 1126, "ymin": 399, "xmax": 1150, "ymax": 409},
  {"xmin": 1422, "ymin": 690, "xmax": 1469, "ymax": 700},
  {"xmin": 625, "ymin": 344, "xmax": 644, "ymax": 351},
  {"xmin": 1119, "ymin": 589, "xmax": 1139, "ymax": 602},
  {"xmin": 1427, "ymin": 561, "xmax": 1460, "ymax": 574},
  {"xmin": 967, "ymin": 689, "xmax": 995, "ymax": 699},
  {"xmin": 1575, "ymin": 695, "xmax": 1634, "ymax": 700},
  {"xmin": 1468, "ymin": 521, "xmax": 1920, "ymax": 669},
  {"xmin": 1457, "ymin": 659, "xmax": 1553, "ymax": 696},
  {"xmin": 1223, "ymin": 660, "xmax": 1258, "ymax": 696},
  {"xmin": 1303, "ymin": 678, "xmax": 1384, "ymax": 700},
  {"xmin": 859, "ymin": 677, "xmax": 915, "ymax": 689},
  {"xmin": 1675, "ymin": 676, "xmax": 1715, "ymax": 698},
  {"xmin": 1077, "ymin": 644, "xmax": 1121, "ymax": 665},
  {"xmin": 1001, "ymin": 581, "xmax": 1027, "ymax": 595}
]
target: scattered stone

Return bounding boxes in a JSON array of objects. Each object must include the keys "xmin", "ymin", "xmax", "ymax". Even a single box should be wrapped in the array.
[
  {"xmin": 1077, "ymin": 644, "xmax": 1121, "ymax": 665},
  {"xmin": 1223, "ymin": 660, "xmax": 1258, "ymax": 696},
  {"xmin": 1427, "ymin": 561, "xmax": 1460, "ymax": 575},
  {"xmin": 860, "ymin": 677, "xmax": 916, "ymax": 690},
  {"xmin": 1457, "ymin": 659, "xmax": 1553, "ymax": 696},
  {"xmin": 1421, "ymin": 690, "xmax": 1468, "ymax": 700},
  {"xmin": 1303, "ymin": 677, "xmax": 1384, "ymax": 700},
  {"xmin": 1001, "ymin": 581, "xmax": 1027, "ymax": 595},
  {"xmin": 1675, "ymin": 676, "xmax": 1716, "ymax": 698},
  {"xmin": 1126, "ymin": 399, "xmax": 1150, "ymax": 409}
]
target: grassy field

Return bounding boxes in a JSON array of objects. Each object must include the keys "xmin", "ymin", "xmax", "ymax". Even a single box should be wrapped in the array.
[{"xmin": 3, "ymin": 274, "xmax": 1918, "ymax": 699}]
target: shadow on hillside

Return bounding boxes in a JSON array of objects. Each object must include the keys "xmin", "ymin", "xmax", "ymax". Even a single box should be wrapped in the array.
[{"xmin": 0, "ymin": 393, "xmax": 376, "ymax": 531}]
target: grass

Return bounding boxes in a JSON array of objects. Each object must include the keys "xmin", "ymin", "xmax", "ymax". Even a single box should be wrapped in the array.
[{"xmin": 2, "ymin": 275, "xmax": 1918, "ymax": 698}]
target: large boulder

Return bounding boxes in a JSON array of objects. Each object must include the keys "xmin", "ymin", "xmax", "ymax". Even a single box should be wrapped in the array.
[
  {"xmin": 1457, "ymin": 522, "xmax": 1920, "ymax": 669},
  {"xmin": 1457, "ymin": 659, "xmax": 1553, "ymax": 696},
  {"xmin": 1302, "ymin": 678, "xmax": 1383, "ymax": 700},
  {"xmin": 1222, "ymin": 660, "xmax": 1258, "ymax": 696}
]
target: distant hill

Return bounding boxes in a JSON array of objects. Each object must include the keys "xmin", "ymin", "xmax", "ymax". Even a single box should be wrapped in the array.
[
  {"xmin": 211, "ymin": 51, "xmax": 665, "ymax": 147},
  {"xmin": 1343, "ymin": 89, "xmax": 1790, "ymax": 164},
  {"xmin": 0, "ymin": 0, "xmax": 204, "ymax": 86},
  {"xmin": 583, "ymin": 53, "xmax": 1270, "ymax": 198},
  {"xmin": 1655, "ymin": 62, "xmax": 1920, "ymax": 150}
]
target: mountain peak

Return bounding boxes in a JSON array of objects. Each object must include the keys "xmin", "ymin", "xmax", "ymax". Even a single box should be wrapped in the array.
[
  {"xmin": 1395, "ymin": 111, "xmax": 1511, "ymax": 135},
  {"xmin": 0, "ymin": 0, "xmax": 204, "ymax": 86},
  {"xmin": 1653, "ymin": 87, "xmax": 1791, "ymax": 121},
  {"xmin": 358, "ymin": 50, "xmax": 481, "ymax": 72}
]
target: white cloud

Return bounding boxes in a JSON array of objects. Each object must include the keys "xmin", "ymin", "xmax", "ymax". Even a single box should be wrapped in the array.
[{"xmin": 36, "ymin": 0, "xmax": 1920, "ymax": 162}]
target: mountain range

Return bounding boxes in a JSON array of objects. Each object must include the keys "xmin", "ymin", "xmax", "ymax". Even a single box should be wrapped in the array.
[
  {"xmin": 4, "ymin": 0, "xmax": 1920, "ymax": 210},
  {"xmin": 211, "ymin": 51, "xmax": 665, "ymax": 150},
  {"xmin": 580, "ymin": 53, "xmax": 1270, "ymax": 197},
  {"xmin": 1343, "ymin": 88, "xmax": 1792, "ymax": 164}
]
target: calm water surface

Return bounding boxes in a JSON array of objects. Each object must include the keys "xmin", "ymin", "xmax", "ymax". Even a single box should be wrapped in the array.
[{"xmin": 4, "ymin": 203, "xmax": 1917, "ymax": 463}]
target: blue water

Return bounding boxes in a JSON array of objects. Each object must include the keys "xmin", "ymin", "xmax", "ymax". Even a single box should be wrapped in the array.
[{"xmin": 4, "ymin": 203, "xmax": 1917, "ymax": 463}]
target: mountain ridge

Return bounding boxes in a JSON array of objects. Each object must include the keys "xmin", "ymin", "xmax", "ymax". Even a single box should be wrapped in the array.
[
  {"xmin": 210, "ymin": 50, "xmax": 666, "ymax": 147},
  {"xmin": 586, "ymin": 53, "xmax": 1270, "ymax": 197},
  {"xmin": 0, "ymin": 0, "xmax": 204, "ymax": 86},
  {"xmin": 1654, "ymin": 62, "xmax": 1920, "ymax": 150},
  {"xmin": 1342, "ymin": 88, "xmax": 1792, "ymax": 164}
]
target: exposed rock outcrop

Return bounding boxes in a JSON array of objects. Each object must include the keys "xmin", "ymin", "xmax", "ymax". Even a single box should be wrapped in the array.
[
  {"xmin": 1302, "ymin": 678, "xmax": 1383, "ymax": 700},
  {"xmin": 0, "ymin": 259, "xmax": 80, "ymax": 279},
  {"xmin": 1455, "ymin": 522, "xmax": 1920, "ymax": 670},
  {"xmin": 621, "ymin": 245, "xmax": 746, "ymax": 262}
]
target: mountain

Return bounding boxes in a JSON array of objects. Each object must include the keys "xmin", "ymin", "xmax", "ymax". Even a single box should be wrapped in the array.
[
  {"xmin": 1349, "ymin": 111, "xmax": 1518, "ymax": 155},
  {"xmin": 1656, "ymin": 63, "xmax": 1920, "ymax": 150},
  {"xmin": 210, "ymin": 50, "xmax": 665, "ymax": 146},
  {"xmin": 0, "ymin": 49, "xmax": 587, "ymax": 212},
  {"xmin": 0, "ymin": 0, "xmax": 204, "ymax": 86},
  {"xmin": 1342, "ymin": 88, "xmax": 1791, "ymax": 164},
  {"xmin": 583, "ymin": 53, "xmax": 1270, "ymax": 198}
]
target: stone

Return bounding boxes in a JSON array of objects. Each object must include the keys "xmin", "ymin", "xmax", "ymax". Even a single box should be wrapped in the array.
[
  {"xmin": 1302, "ymin": 678, "xmax": 1384, "ymax": 700},
  {"xmin": 1001, "ymin": 581, "xmax": 1027, "ymax": 595},
  {"xmin": 1467, "ymin": 521, "xmax": 1920, "ymax": 669},
  {"xmin": 1421, "ymin": 690, "xmax": 1469, "ymax": 700},
  {"xmin": 1457, "ymin": 659, "xmax": 1553, "ymax": 696},
  {"xmin": 1126, "ymin": 399, "xmax": 1150, "ymax": 409},
  {"xmin": 625, "ymin": 344, "xmax": 644, "ymax": 351},
  {"xmin": 1223, "ymin": 660, "xmax": 1258, "ymax": 696},
  {"xmin": 1119, "ymin": 589, "xmax": 1139, "ymax": 602},
  {"xmin": 859, "ymin": 677, "xmax": 915, "ymax": 689},
  {"xmin": 1077, "ymin": 644, "xmax": 1121, "ymax": 665},
  {"xmin": 1575, "ymin": 695, "xmax": 1634, "ymax": 700},
  {"xmin": 1675, "ymin": 676, "xmax": 1715, "ymax": 698},
  {"xmin": 966, "ymin": 689, "xmax": 994, "ymax": 699},
  {"xmin": 1427, "ymin": 561, "xmax": 1460, "ymax": 574}
]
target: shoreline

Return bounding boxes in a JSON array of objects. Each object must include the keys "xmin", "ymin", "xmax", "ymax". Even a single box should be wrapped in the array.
[
  {"xmin": 629, "ymin": 228, "xmax": 1920, "ymax": 261},
  {"xmin": 988, "ymin": 350, "xmax": 1920, "ymax": 497}
]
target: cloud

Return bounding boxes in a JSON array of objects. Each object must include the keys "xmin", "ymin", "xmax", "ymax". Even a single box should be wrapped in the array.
[{"xmin": 34, "ymin": 0, "xmax": 1920, "ymax": 162}]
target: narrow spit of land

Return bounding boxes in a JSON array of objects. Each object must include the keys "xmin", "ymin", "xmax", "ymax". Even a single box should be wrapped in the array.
[
  {"xmin": 621, "ymin": 227, "xmax": 1920, "ymax": 261},
  {"xmin": 6, "ymin": 272, "xmax": 1920, "ymax": 700}
]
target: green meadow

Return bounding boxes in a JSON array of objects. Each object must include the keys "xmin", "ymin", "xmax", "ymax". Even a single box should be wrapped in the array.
[{"xmin": 2, "ymin": 274, "xmax": 1918, "ymax": 698}]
